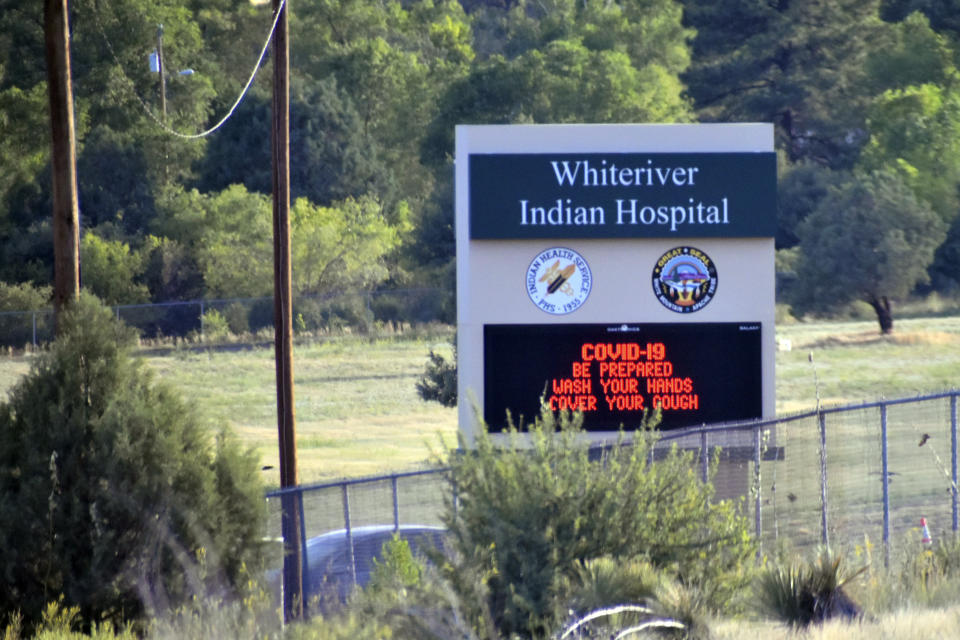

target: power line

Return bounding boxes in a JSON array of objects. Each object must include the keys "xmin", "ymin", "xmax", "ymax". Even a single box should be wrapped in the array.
[{"xmin": 88, "ymin": 0, "xmax": 286, "ymax": 139}]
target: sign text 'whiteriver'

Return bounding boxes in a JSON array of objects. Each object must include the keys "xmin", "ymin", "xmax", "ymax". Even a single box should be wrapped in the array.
[{"xmin": 469, "ymin": 152, "xmax": 776, "ymax": 239}]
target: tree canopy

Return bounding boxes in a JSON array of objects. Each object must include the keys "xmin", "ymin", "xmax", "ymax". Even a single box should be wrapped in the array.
[
  {"xmin": 682, "ymin": 0, "xmax": 885, "ymax": 168},
  {"xmin": 1, "ymin": 0, "xmax": 959, "ymax": 327},
  {"xmin": 791, "ymin": 170, "xmax": 947, "ymax": 333}
]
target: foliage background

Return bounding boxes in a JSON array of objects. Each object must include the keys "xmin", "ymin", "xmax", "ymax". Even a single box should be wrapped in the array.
[{"xmin": 3, "ymin": 0, "xmax": 960, "ymax": 331}]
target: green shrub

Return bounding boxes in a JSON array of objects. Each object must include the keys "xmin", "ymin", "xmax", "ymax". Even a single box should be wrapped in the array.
[
  {"xmin": 0, "ymin": 294, "xmax": 267, "ymax": 632},
  {"xmin": 367, "ymin": 534, "xmax": 424, "ymax": 595},
  {"xmin": 415, "ymin": 342, "xmax": 457, "ymax": 408},
  {"xmin": 201, "ymin": 308, "xmax": 230, "ymax": 341},
  {"xmin": 0, "ymin": 280, "xmax": 51, "ymax": 311},
  {"xmin": 368, "ymin": 288, "xmax": 452, "ymax": 325},
  {"xmin": 221, "ymin": 302, "xmax": 251, "ymax": 336},
  {"xmin": 311, "ymin": 540, "xmax": 482, "ymax": 640},
  {"xmin": 294, "ymin": 295, "xmax": 373, "ymax": 333},
  {"xmin": 2, "ymin": 596, "xmax": 139, "ymax": 640},
  {"xmin": 440, "ymin": 407, "xmax": 756, "ymax": 639},
  {"xmin": 79, "ymin": 233, "xmax": 150, "ymax": 306},
  {"xmin": 0, "ymin": 280, "xmax": 52, "ymax": 348}
]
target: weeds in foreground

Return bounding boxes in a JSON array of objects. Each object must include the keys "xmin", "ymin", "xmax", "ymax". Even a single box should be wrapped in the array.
[
  {"xmin": 852, "ymin": 531, "xmax": 960, "ymax": 613},
  {"xmin": 12, "ymin": 538, "xmax": 960, "ymax": 640},
  {"xmin": 756, "ymin": 549, "xmax": 866, "ymax": 628}
]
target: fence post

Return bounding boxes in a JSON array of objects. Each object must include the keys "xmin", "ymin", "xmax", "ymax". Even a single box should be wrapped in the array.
[
  {"xmin": 199, "ymin": 301, "xmax": 205, "ymax": 340},
  {"xmin": 32, "ymin": 312, "xmax": 37, "ymax": 347},
  {"xmin": 754, "ymin": 424, "xmax": 762, "ymax": 559},
  {"xmin": 392, "ymin": 475, "xmax": 400, "ymax": 531},
  {"xmin": 819, "ymin": 412, "xmax": 829, "ymax": 548},
  {"xmin": 342, "ymin": 483, "xmax": 356, "ymax": 589},
  {"xmin": 451, "ymin": 476, "xmax": 459, "ymax": 521},
  {"xmin": 881, "ymin": 403, "xmax": 891, "ymax": 567},
  {"xmin": 700, "ymin": 428, "xmax": 709, "ymax": 484},
  {"xmin": 952, "ymin": 393, "xmax": 958, "ymax": 533},
  {"xmin": 298, "ymin": 489, "xmax": 309, "ymax": 594}
]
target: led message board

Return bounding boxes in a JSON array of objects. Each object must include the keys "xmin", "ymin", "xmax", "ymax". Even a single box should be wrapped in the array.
[{"xmin": 483, "ymin": 323, "xmax": 762, "ymax": 431}]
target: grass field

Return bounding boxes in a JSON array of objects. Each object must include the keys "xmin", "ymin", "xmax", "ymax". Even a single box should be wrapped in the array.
[
  {"xmin": 712, "ymin": 603, "xmax": 960, "ymax": 639},
  {"xmin": 1, "ymin": 314, "xmax": 958, "ymax": 486},
  {"xmin": 774, "ymin": 314, "xmax": 960, "ymax": 414}
]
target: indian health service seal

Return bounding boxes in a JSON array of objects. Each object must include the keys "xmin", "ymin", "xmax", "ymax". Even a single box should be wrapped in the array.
[
  {"xmin": 652, "ymin": 246, "xmax": 717, "ymax": 313},
  {"xmin": 526, "ymin": 247, "xmax": 592, "ymax": 315}
]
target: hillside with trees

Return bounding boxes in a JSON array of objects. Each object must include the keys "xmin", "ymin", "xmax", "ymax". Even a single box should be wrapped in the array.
[{"xmin": 1, "ymin": 0, "xmax": 959, "ymax": 334}]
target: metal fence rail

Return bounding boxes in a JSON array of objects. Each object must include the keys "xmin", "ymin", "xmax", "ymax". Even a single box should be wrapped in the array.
[
  {"xmin": 0, "ymin": 287, "xmax": 450, "ymax": 347},
  {"xmin": 265, "ymin": 389, "xmax": 960, "ymax": 593}
]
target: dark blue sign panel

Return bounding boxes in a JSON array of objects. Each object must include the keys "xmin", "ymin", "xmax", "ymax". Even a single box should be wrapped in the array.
[
  {"xmin": 469, "ymin": 153, "xmax": 776, "ymax": 239},
  {"xmin": 483, "ymin": 323, "xmax": 762, "ymax": 431}
]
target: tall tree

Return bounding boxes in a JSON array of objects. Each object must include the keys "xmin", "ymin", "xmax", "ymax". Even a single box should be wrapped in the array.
[
  {"xmin": 418, "ymin": 0, "xmax": 693, "ymax": 276},
  {"xmin": 0, "ymin": 82, "xmax": 56, "ymax": 285},
  {"xmin": 881, "ymin": 0, "xmax": 960, "ymax": 40},
  {"xmin": 857, "ymin": 14, "xmax": 960, "ymax": 224},
  {"xmin": 682, "ymin": 0, "xmax": 886, "ymax": 168},
  {"xmin": 930, "ymin": 215, "xmax": 960, "ymax": 292},
  {"xmin": 859, "ymin": 83, "xmax": 960, "ymax": 223},
  {"xmin": 1, "ymin": 0, "xmax": 217, "ymax": 293},
  {"xmin": 78, "ymin": 231, "xmax": 150, "ymax": 305},
  {"xmin": 858, "ymin": 13, "xmax": 960, "ymax": 293},
  {"xmin": 425, "ymin": 0, "xmax": 693, "ymax": 162},
  {"xmin": 864, "ymin": 11, "xmax": 957, "ymax": 94},
  {"xmin": 791, "ymin": 170, "xmax": 947, "ymax": 333},
  {"xmin": 290, "ymin": 195, "xmax": 409, "ymax": 296},
  {"xmin": 195, "ymin": 78, "xmax": 395, "ymax": 209},
  {"xmin": 776, "ymin": 162, "xmax": 849, "ymax": 250},
  {"xmin": 292, "ymin": 0, "xmax": 474, "ymax": 203}
]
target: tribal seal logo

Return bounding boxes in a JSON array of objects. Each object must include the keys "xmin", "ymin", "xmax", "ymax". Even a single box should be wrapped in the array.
[
  {"xmin": 526, "ymin": 247, "xmax": 592, "ymax": 315},
  {"xmin": 652, "ymin": 246, "xmax": 717, "ymax": 313}
]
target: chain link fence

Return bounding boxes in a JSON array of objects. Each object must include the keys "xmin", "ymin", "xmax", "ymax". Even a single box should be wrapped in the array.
[
  {"xmin": 264, "ymin": 390, "xmax": 960, "ymax": 594},
  {"xmin": 0, "ymin": 288, "xmax": 452, "ymax": 348}
]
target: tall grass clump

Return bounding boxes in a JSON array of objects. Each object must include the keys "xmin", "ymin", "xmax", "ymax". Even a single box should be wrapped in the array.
[
  {"xmin": 755, "ymin": 549, "xmax": 865, "ymax": 628},
  {"xmin": 0, "ymin": 294, "xmax": 267, "ymax": 633}
]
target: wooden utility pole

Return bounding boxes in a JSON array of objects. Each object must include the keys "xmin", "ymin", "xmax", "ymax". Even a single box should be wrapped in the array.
[
  {"xmin": 271, "ymin": 0, "xmax": 303, "ymax": 621},
  {"xmin": 44, "ymin": 0, "xmax": 80, "ymax": 330},
  {"xmin": 157, "ymin": 24, "xmax": 166, "ymax": 122}
]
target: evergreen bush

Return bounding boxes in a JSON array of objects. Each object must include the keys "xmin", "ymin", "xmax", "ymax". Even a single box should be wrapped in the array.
[
  {"xmin": 0, "ymin": 294, "xmax": 266, "ymax": 631},
  {"xmin": 415, "ymin": 343, "xmax": 457, "ymax": 408}
]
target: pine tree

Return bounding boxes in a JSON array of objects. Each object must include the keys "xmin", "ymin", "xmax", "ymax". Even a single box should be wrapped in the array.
[{"xmin": 0, "ymin": 293, "xmax": 266, "ymax": 629}]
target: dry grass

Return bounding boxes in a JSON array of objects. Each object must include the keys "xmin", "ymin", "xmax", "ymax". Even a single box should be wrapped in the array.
[
  {"xmin": 774, "ymin": 315, "xmax": 960, "ymax": 414},
  {"xmin": 0, "ymin": 355, "xmax": 31, "ymax": 398},
  {"xmin": 800, "ymin": 330, "xmax": 960, "ymax": 350},
  {"xmin": 714, "ymin": 604, "xmax": 960, "ymax": 639}
]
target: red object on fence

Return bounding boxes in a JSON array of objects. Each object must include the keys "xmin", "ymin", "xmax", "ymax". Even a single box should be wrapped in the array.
[{"xmin": 921, "ymin": 517, "xmax": 932, "ymax": 545}]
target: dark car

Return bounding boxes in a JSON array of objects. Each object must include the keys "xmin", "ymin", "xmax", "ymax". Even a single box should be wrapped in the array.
[{"xmin": 270, "ymin": 524, "xmax": 447, "ymax": 611}]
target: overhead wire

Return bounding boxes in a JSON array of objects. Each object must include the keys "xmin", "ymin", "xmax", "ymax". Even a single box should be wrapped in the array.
[{"xmin": 87, "ymin": 0, "xmax": 286, "ymax": 139}]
